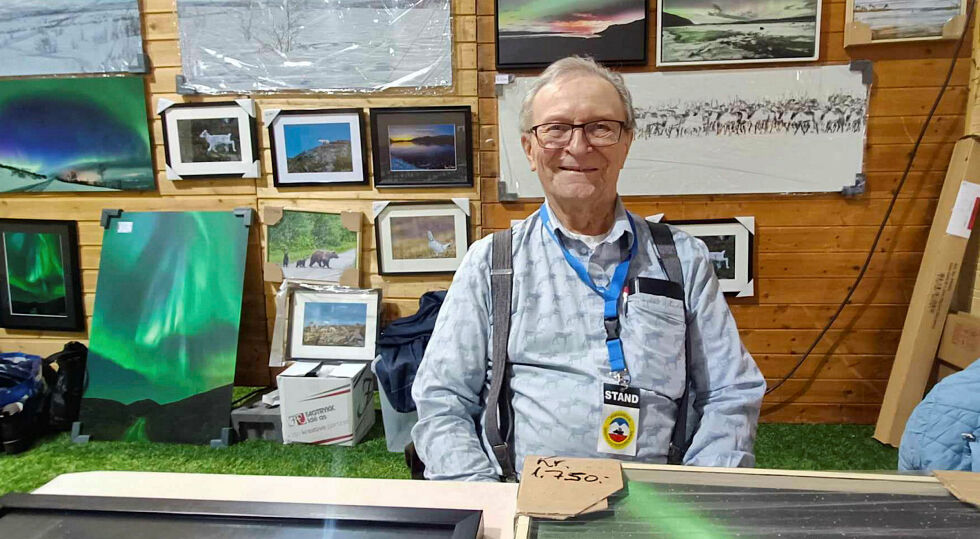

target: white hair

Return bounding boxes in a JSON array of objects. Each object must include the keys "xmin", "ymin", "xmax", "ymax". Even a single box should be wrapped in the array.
[{"xmin": 518, "ymin": 56, "xmax": 636, "ymax": 133}]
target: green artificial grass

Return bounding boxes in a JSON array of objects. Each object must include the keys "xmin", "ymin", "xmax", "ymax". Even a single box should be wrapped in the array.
[{"xmin": 0, "ymin": 388, "xmax": 898, "ymax": 496}]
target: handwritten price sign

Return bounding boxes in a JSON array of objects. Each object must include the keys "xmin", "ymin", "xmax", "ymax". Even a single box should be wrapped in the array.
[{"xmin": 517, "ymin": 456, "xmax": 624, "ymax": 520}]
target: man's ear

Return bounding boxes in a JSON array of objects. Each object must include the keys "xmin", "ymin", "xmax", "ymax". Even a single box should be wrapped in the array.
[
  {"xmin": 521, "ymin": 133, "xmax": 537, "ymax": 172},
  {"xmin": 620, "ymin": 129, "xmax": 634, "ymax": 169}
]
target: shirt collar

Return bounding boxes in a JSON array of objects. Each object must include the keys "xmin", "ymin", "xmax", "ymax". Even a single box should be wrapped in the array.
[{"xmin": 543, "ymin": 197, "xmax": 634, "ymax": 248}]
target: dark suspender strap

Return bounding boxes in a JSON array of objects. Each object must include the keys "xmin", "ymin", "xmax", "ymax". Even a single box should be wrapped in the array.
[
  {"xmin": 486, "ymin": 228, "xmax": 516, "ymax": 481},
  {"xmin": 647, "ymin": 222, "xmax": 692, "ymax": 465}
]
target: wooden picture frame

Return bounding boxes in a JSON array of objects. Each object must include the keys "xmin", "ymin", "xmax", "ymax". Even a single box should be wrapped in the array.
[
  {"xmin": 369, "ymin": 107, "xmax": 473, "ymax": 188},
  {"xmin": 495, "ymin": 0, "xmax": 648, "ymax": 69},
  {"xmin": 844, "ymin": 0, "xmax": 967, "ymax": 46},
  {"xmin": 265, "ymin": 108, "xmax": 369, "ymax": 188},
  {"xmin": 375, "ymin": 201, "xmax": 470, "ymax": 275},
  {"xmin": 0, "ymin": 219, "xmax": 84, "ymax": 332},
  {"xmin": 159, "ymin": 99, "xmax": 259, "ymax": 180}
]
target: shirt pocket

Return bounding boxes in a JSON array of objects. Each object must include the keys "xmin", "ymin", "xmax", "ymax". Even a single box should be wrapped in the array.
[{"xmin": 620, "ymin": 292, "xmax": 687, "ymax": 400}]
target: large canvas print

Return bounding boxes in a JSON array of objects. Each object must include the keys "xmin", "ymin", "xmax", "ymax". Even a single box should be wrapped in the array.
[
  {"xmin": 80, "ymin": 211, "xmax": 250, "ymax": 444},
  {"xmin": 0, "ymin": 0, "xmax": 146, "ymax": 77},
  {"xmin": 495, "ymin": 0, "xmax": 647, "ymax": 69},
  {"xmin": 846, "ymin": 0, "xmax": 966, "ymax": 44},
  {"xmin": 0, "ymin": 77, "xmax": 154, "ymax": 193},
  {"xmin": 175, "ymin": 0, "xmax": 452, "ymax": 93},
  {"xmin": 0, "ymin": 219, "xmax": 84, "ymax": 331},
  {"xmin": 658, "ymin": 0, "xmax": 820, "ymax": 66},
  {"xmin": 498, "ymin": 65, "xmax": 868, "ymax": 197}
]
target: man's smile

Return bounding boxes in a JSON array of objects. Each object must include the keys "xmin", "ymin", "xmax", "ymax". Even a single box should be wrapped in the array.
[{"xmin": 559, "ymin": 165, "xmax": 599, "ymax": 172}]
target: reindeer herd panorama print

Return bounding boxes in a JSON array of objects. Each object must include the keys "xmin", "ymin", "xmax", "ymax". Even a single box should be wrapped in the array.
[{"xmin": 633, "ymin": 92, "xmax": 867, "ymax": 140}]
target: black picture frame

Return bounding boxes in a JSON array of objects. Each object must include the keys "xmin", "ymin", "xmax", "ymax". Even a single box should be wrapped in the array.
[
  {"xmin": 267, "ymin": 108, "xmax": 369, "ymax": 188},
  {"xmin": 369, "ymin": 107, "xmax": 473, "ymax": 188},
  {"xmin": 664, "ymin": 217, "xmax": 755, "ymax": 297},
  {"xmin": 0, "ymin": 493, "xmax": 483, "ymax": 539},
  {"xmin": 159, "ymin": 100, "xmax": 260, "ymax": 180},
  {"xmin": 495, "ymin": 0, "xmax": 649, "ymax": 70},
  {"xmin": 0, "ymin": 219, "xmax": 84, "ymax": 332},
  {"xmin": 375, "ymin": 201, "xmax": 471, "ymax": 275}
]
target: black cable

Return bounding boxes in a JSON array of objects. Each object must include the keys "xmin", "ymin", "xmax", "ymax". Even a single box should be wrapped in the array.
[
  {"xmin": 231, "ymin": 386, "xmax": 273, "ymax": 408},
  {"xmin": 766, "ymin": 1, "xmax": 976, "ymax": 396}
]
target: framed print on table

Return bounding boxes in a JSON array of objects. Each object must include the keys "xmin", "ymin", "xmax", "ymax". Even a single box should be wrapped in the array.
[
  {"xmin": 655, "ymin": 217, "xmax": 755, "ymax": 298},
  {"xmin": 159, "ymin": 99, "xmax": 259, "ymax": 180},
  {"xmin": 657, "ymin": 0, "xmax": 820, "ymax": 66},
  {"xmin": 289, "ymin": 289, "xmax": 380, "ymax": 362},
  {"xmin": 265, "ymin": 109, "xmax": 368, "ymax": 187},
  {"xmin": 495, "ymin": 0, "xmax": 648, "ymax": 69},
  {"xmin": 369, "ymin": 107, "xmax": 473, "ymax": 188},
  {"xmin": 375, "ymin": 201, "xmax": 470, "ymax": 275},
  {"xmin": 0, "ymin": 219, "xmax": 84, "ymax": 331},
  {"xmin": 844, "ymin": 0, "xmax": 967, "ymax": 46}
]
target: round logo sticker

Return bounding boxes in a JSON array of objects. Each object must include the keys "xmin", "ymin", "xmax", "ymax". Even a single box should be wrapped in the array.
[{"xmin": 602, "ymin": 410, "xmax": 635, "ymax": 449}]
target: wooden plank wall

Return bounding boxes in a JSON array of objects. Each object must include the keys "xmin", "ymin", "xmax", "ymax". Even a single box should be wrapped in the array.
[
  {"xmin": 477, "ymin": 0, "xmax": 972, "ymax": 423},
  {"xmin": 0, "ymin": 0, "xmax": 482, "ymax": 387},
  {"xmin": 0, "ymin": 0, "xmax": 969, "ymax": 422}
]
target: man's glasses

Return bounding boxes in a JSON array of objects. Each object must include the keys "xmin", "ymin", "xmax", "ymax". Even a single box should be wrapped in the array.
[{"xmin": 529, "ymin": 120, "xmax": 626, "ymax": 149}]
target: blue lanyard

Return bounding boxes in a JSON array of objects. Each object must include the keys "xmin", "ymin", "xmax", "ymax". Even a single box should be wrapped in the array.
[{"xmin": 540, "ymin": 204, "xmax": 637, "ymax": 385}]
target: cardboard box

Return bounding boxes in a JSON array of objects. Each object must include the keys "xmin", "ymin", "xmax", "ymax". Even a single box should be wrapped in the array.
[
  {"xmin": 938, "ymin": 312, "xmax": 980, "ymax": 370},
  {"xmin": 277, "ymin": 361, "xmax": 375, "ymax": 446}
]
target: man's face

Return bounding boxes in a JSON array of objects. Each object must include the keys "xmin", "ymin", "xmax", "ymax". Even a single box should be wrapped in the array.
[{"xmin": 521, "ymin": 75, "xmax": 633, "ymax": 206}]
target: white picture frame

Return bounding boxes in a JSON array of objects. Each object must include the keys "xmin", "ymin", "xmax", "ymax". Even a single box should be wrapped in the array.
[
  {"xmin": 289, "ymin": 289, "xmax": 379, "ymax": 362},
  {"xmin": 265, "ymin": 108, "xmax": 368, "ymax": 187},
  {"xmin": 375, "ymin": 201, "xmax": 470, "ymax": 275},
  {"xmin": 656, "ymin": 0, "xmax": 821, "ymax": 67},
  {"xmin": 159, "ymin": 99, "xmax": 259, "ymax": 179},
  {"xmin": 658, "ymin": 217, "xmax": 755, "ymax": 298}
]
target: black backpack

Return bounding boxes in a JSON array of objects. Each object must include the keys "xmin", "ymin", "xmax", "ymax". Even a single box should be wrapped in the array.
[{"xmin": 41, "ymin": 341, "xmax": 88, "ymax": 432}]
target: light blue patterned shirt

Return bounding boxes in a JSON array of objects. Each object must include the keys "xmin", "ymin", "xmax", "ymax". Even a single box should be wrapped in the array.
[{"xmin": 411, "ymin": 199, "xmax": 765, "ymax": 481}]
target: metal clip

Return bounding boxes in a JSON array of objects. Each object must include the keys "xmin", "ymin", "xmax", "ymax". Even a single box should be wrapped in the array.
[
  {"xmin": 613, "ymin": 370, "xmax": 631, "ymax": 389},
  {"xmin": 962, "ymin": 433, "xmax": 977, "ymax": 442}
]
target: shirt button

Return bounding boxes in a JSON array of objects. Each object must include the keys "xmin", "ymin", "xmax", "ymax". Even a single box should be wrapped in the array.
[{"xmin": 579, "ymin": 248, "xmax": 588, "ymax": 256}]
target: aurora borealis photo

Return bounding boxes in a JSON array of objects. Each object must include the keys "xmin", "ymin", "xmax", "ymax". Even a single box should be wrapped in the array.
[
  {"xmin": 3, "ymin": 231, "xmax": 67, "ymax": 316},
  {"xmin": 0, "ymin": 76, "xmax": 154, "ymax": 192},
  {"xmin": 81, "ymin": 211, "xmax": 249, "ymax": 443},
  {"xmin": 496, "ymin": 0, "xmax": 647, "ymax": 67}
]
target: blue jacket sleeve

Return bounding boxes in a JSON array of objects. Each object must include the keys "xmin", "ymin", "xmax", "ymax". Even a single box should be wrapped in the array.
[
  {"xmin": 678, "ymin": 234, "xmax": 766, "ymax": 468},
  {"xmin": 410, "ymin": 238, "xmax": 499, "ymax": 481}
]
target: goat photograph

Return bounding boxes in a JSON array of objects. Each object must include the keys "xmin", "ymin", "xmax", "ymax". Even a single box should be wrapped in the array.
[
  {"xmin": 177, "ymin": 117, "xmax": 242, "ymax": 162},
  {"xmin": 266, "ymin": 209, "xmax": 358, "ymax": 283},
  {"xmin": 670, "ymin": 218, "xmax": 755, "ymax": 296}
]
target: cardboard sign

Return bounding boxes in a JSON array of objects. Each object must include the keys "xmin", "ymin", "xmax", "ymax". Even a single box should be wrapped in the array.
[
  {"xmin": 935, "ymin": 470, "xmax": 980, "ymax": 509},
  {"xmin": 516, "ymin": 456, "xmax": 624, "ymax": 520}
]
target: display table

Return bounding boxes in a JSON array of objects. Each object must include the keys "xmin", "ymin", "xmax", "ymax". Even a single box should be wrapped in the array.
[{"xmin": 33, "ymin": 471, "xmax": 519, "ymax": 539}]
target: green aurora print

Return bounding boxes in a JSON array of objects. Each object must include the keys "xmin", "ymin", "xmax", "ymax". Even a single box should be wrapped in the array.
[
  {"xmin": 81, "ymin": 211, "xmax": 248, "ymax": 443},
  {"xmin": 3, "ymin": 232, "xmax": 67, "ymax": 316}
]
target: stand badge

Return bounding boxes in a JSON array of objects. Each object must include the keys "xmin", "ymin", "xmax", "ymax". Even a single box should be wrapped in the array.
[{"xmin": 597, "ymin": 383, "xmax": 640, "ymax": 456}]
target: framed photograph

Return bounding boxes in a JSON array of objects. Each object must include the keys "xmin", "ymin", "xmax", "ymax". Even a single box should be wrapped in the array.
[
  {"xmin": 159, "ymin": 99, "xmax": 259, "ymax": 180},
  {"xmin": 0, "ymin": 76, "xmax": 155, "ymax": 193},
  {"xmin": 661, "ymin": 217, "xmax": 755, "ymax": 298},
  {"xmin": 264, "ymin": 208, "xmax": 361, "ymax": 286},
  {"xmin": 657, "ymin": 0, "xmax": 820, "ymax": 66},
  {"xmin": 0, "ymin": 493, "xmax": 482, "ymax": 539},
  {"xmin": 265, "ymin": 109, "xmax": 368, "ymax": 187},
  {"xmin": 289, "ymin": 289, "xmax": 380, "ymax": 362},
  {"xmin": 495, "ymin": 0, "xmax": 648, "ymax": 69},
  {"xmin": 370, "ymin": 107, "xmax": 473, "ymax": 188},
  {"xmin": 0, "ymin": 219, "xmax": 84, "ymax": 331},
  {"xmin": 845, "ymin": 0, "xmax": 967, "ymax": 46},
  {"xmin": 376, "ymin": 202, "xmax": 470, "ymax": 275}
]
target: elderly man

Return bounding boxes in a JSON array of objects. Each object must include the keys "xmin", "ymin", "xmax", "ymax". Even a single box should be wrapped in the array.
[{"xmin": 411, "ymin": 56, "xmax": 765, "ymax": 481}]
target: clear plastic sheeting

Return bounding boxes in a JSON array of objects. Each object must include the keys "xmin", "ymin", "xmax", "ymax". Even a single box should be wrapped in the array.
[
  {"xmin": 0, "ymin": 0, "xmax": 146, "ymax": 77},
  {"xmin": 175, "ymin": 0, "xmax": 453, "ymax": 94},
  {"xmin": 498, "ymin": 64, "xmax": 870, "ymax": 198},
  {"xmin": 530, "ymin": 482, "xmax": 980, "ymax": 538}
]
